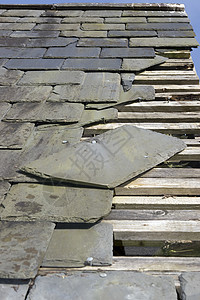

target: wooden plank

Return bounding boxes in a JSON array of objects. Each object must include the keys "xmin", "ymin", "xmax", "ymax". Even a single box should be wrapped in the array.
[
  {"xmin": 153, "ymin": 59, "xmax": 194, "ymax": 70},
  {"xmin": 140, "ymin": 70, "xmax": 196, "ymax": 75},
  {"xmin": 115, "ymin": 178, "xmax": 200, "ymax": 196},
  {"xmin": 169, "ymin": 147, "xmax": 200, "ymax": 161},
  {"xmin": 184, "ymin": 139, "xmax": 200, "ymax": 146},
  {"xmin": 134, "ymin": 75, "xmax": 199, "ymax": 85},
  {"xmin": 141, "ymin": 168, "xmax": 200, "ymax": 178},
  {"xmin": 154, "ymin": 84, "xmax": 200, "ymax": 93}
]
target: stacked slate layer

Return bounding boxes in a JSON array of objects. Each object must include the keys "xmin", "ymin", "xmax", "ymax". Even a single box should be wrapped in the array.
[{"xmin": 0, "ymin": 3, "xmax": 199, "ymax": 298}]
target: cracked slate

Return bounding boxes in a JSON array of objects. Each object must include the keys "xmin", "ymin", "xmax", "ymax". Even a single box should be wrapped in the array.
[
  {"xmin": 0, "ymin": 279, "xmax": 30, "ymax": 300},
  {"xmin": 121, "ymin": 73, "xmax": 135, "ymax": 92},
  {"xmin": 0, "ymin": 86, "xmax": 52, "ymax": 103},
  {"xmin": 1, "ymin": 183, "xmax": 113, "ymax": 223},
  {"xmin": 0, "ymin": 221, "xmax": 55, "ymax": 279},
  {"xmin": 0, "ymin": 122, "xmax": 34, "ymax": 149},
  {"xmin": 45, "ymin": 43, "xmax": 100, "ymax": 58},
  {"xmin": 62, "ymin": 58, "xmax": 122, "ymax": 71},
  {"xmin": 4, "ymin": 102, "xmax": 84, "ymax": 123},
  {"xmin": 0, "ymin": 67, "xmax": 24, "ymax": 85},
  {"xmin": 5, "ymin": 59, "xmax": 65, "ymax": 70},
  {"xmin": 179, "ymin": 272, "xmax": 200, "ymax": 300},
  {"xmin": 0, "ymin": 181, "xmax": 10, "ymax": 204},
  {"xmin": 22, "ymin": 125, "xmax": 186, "ymax": 188},
  {"xmin": 42, "ymin": 222, "xmax": 113, "ymax": 267},
  {"xmin": 49, "ymin": 73, "xmax": 120, "ymax": 103},
  {"xmin": 27, "ymin": 272, "xmax": 177, "ymax": 300},
  {"xmin": 122, "ymin": 55, "xmax": 168, "ymax": 72}
]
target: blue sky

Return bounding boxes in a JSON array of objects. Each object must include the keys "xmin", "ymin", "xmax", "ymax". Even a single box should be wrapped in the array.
[{"xmin": 1, "ymin": 0, "xmax": 200, "ymax": 75}]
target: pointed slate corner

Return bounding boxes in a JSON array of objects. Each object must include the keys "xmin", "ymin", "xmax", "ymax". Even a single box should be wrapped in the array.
[
  {"xmin": 21, "ymin": 125, "xmax": 186, "ymax": 188},
  {"xmin": 179, "ymin": 272, "xmax": 200, "ymax": 300},
  {"xmin": 122, "ymin": 55, "xmax": 168, "ymax": 72}
]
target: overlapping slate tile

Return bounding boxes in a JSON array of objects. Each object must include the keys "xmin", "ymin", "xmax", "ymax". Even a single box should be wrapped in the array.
[
  {"xmin": 49, "ymin": 73, "xmax": 120, "ymax": 103},
  {"xmin": 5, "ymin": 59, "xmax": 65, "ymax": 70},
  {"xmin": 4, "ymin": 102, "xmax": 84, "ymax": 123},
  {"xmin": 83, "ymin": 10, "xmax": 122, "ymax": 17},
  {"xmin": 122, "ymin": 10, "xmax": 187, "ymax": 17},
  {"xmin": 0, "ymin": 47, "xmax": 46, "ymax": 58},
  {"xmin": 0, "ymin": 86, "xmax": 52, "ymax": 103},
  {"xmin": 42, "ymin": 222, "xmax": 113, "ymax": 267},
  {"xmin": 0, "ymin": 67, "xmax": 23, "ymax": 85},
  {"xmin": 26, "ymin": 37, "xmax": 78, "ymax": 47},
  {"xmin": 62, "ymin": 58, "xmax": 122, "ymax": 71},
  {"xmin": 158, "ymin": 30, "xmax": 195, "ymax": 38},
  {"xmin": 179, "ymin": 272, "xmax": 200, "ymax": 300},
  {"xmin": 2, "ymin": 9, "xmax": 44, "ymax": 17},
  {"xmin": 34, "ymin": 24, "xmax": 79, "ymax": 31},
  {"xmin": 105, "ymin": 17, "xmax": 147, "ymax": 23},
  {"xmin": 0, "ymin": 221, "xmax": 55, "ymax": 279},
  {"xmin": 100, "ymin": 47, "xmax": 155, "ymax": 58},
  {"xmin": 0, "ymin": 181, "xmax": 10, "ymax": 204},
  {"xmin": 0, "ymin": 37, "xmax": 29, "ymax": 47},
  {"xmin": 10, "ymin": 30, "xmax": 60, "ymax": 38},
  {"xmin": 122, "ymin": 55, "xmax": 168, "ymax": 71},
  {"xmin": 129, "ymin": 37, "xmax": 199, "ymax": 48},
  {"xmin": 1, "ymin": 183, "xmax": 113, "ymax": 222},
  {"xmin": 0, "ymin": 150, "xmax": 22, "ymax": 180},
  {"xmin": 108, "ymin": 30, "xmax": 157, "ymax": 37},
  {"xmin": 0, "ymin": 279, "xmax": 30, "ymax": 300},
  {"xmin": 17, "ymin": 17, "xmax": 62, "ymax": 23},
  {"xmin": 77, "ymin": 38, "xmax": 128, "ymax": 47},
  {"xmin": 0, "ymin": 23, "xmax": 35, "ymax": 31},
  {"xmin": 0, "ymin": 122, "xmax": 34, "ymax": 149},
  {"xmin": 126, "ymin": 22, "xmax": 193, "ymax": 31},
  {"xmin": 45, "ymin": 43, "xmax": 100, "ymax": 58},
  {"xmin": 81, "ymin": 23, "xmax": 125, "ymax": 31},
  {"xmin": 18, "ymin": 70, "xmax": 85, "ymax": 85},
  {"xmin": 60, "ymin": 30, "xmax": 107, "ymax": 37},
  {"xmin": 22, "ymin": 125, "xmax": 186, "ymax": 188},
  {"xmin": 121, "ymin": 74, "xmax": 135, "ymax": 91},
  {"xmin": 148, "ymin": 17, "xmax": 190, "ymax": 23},
  {"xmin": 0, "ymin": 103, "xmax": 11, "ymax": 120},
  {"xmin": 42, "ymin": 10, "xmax": 83, "ymax": 17},
  {"xmin": 62, "ymin": 17, "xmax": 104, "ymax": 23},
  {"xmin": 78, "ymin": 108, "xmax": 118, "ymax": 126},
  {"xmin": 28, "ymin": 272, "xmax": 177, "ymax": 299}
]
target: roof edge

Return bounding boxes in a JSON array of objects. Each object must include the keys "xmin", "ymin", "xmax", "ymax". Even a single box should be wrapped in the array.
[{"xmin": 0, "ymin": 3, "xmax": 185, "ymax": 11}]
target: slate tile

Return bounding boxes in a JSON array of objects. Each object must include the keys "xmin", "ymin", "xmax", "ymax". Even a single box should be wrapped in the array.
[
  {"xmin": 26, "ymin": 37, "xmax": 77, "ymax": 47},
  {"xmin": 51, "ymin": 73, "xmax": 120, "ymax": 103},
  {"xmin": 0, "ymin": 181, "xmax": 11, "ymax": 204},
  {"xmin": 77, "ymin": 38, "xmax": 128, "ymax": 47},
  {"xmin": 78, "ymin": 108, "xmax": 118, "ymax": 126},
  {"xmin": 5, "ymin": 59, "xmax": 64, "ymax": 70},
  {"xmin": 148, "ymin": 17, "xmax": 190, "ymax": 23},
  {"xmin": 34, "ymin": 24, "xmax": 80, "ymax": 31},
  {"xmin": 45, "ymin": 43, "xmax": 100, "ymax": 58},
  {"xmin": 82, "ymin": 23, "xmax": 125, "ymax": 30},
  {"xmin": 62, "ymin": 17, "xmax": 104, "ymax": 23},
  {"xmin": 1, "ymin": 183, "xmax": 113, "ymax": 223},
  {"xmin": 83, "ymin": 10, "xmax": 122, "ymax": 17},
  {"xmin": 27, "ymin": 272, "xmax": 177, "ymax": 300},
  {"xmin": 0, "ymin": 16, "xmax": 20, "ymax": 22},
  {"xmin": 42, "ymin": 10, "xmax": 83, "ymax": 17},
  {"xmin": 10, "ymin": 30, "xmax": 60, "ymax": 38},
  {"xmin": 121, "ymin": 73, "xmax": 135, "ymax": 91},
  {"xmin": 62, "ymin": 58, "xmax": 122, "ymax": 71},
  {"xmin": 42, "ymin": 222, "xmax": 113, "ymax": 267},
  {"xmin": 126, "ymin": 22, "xmax": 193, "ymax": 31},
  {"xmin": 0, "ymin": 86, "xmax": 52, "ymax": 103},
  {"xmin": 18, "ymin": 70, "xmax": 85, "ymax": 85},
  {"xmin": 0, "ymin": 10, "xmax": 6, "ymax": 15},
  {"xmin": 179, "ymin": 272, "xmax": 200, "ymax": 300},
  {"xmin": 0, "ymin": 122, "xmax": 34, "ymax": 149},
  {"xmin": 108, "ymin": 30, "xmax": 157, "ymax": 37},
  {"xmin": 0, "ymin": 30, "xmax": 12, "ymax": 37},
  {"xmin": 0, "ymin": 37, "xmax": 28, "ymax": 47},
  {"xmin": 0, "ymin": 68, "xmax": 24, "ymax": 85},
  {"xmin": 0, "ymin": 221, "xmax": 55, "ymax": 279},
  {"xmin": 0, "ymin": 103, "xmax": 11, "ymax": 120},
  {"xmin": 158, "ymin": 30, "xmax": 195, "ymax": 38},
  {"xmin": 0, "ymin": 150, "xmax": 22, "ymax": 180},
  {"xmin": 100, "ymin": 47, "xmax": 155, "ymax": 58},
  {"xmin": 4, "ymin": 102, "xmax": 84, "ymax": 123},
  {"xmin": 105, "ymin": 17, "xmax": 147, "ymax": 23},
  {"xmin": 122, "ymin": 55, "xmax": 168, "ymax": 71},
  {"xmin": 122, "ymin": 10, "xmax": 187, "ymax": 17},
  {"xmin": 22, "ymin": 125, "xmax": 186, "ymax": 188},
  {"xmin": 0, "ymin": 279, "xmax": 29, "ymax": 300},
  {"xmin": 60, "ymin": 30, "xmax": 107, "ymax": 38},
  {"xmin": 2, "ymin": 10, "xmax": 44, "ymax": 17},
  {"xmin": 0, "ymin": 47, "xmax": 46, "ymax": 58},
  {"xmin": 17, "ymin": 17, "xmax": 62, "ymax": 23},
  {"xmin": 0, "ymin": 23, "xmax": 35, "ymax": 30},
  {"xmin": 129, "ymin": 37, "xmax": 199, "ymax": 48},
  {"xmin": 0, "ymin": 58, "xmax": 7, "ymax": 67}
]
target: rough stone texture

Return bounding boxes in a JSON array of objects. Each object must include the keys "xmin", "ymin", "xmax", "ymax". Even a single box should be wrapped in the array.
[
  {"xmin": 0, "ymin": 68, "xmax": 24, "ymax": 85},
  {"xmin": 26, "ymin": 37, "xmax": 78, "ymax": 47},
  {"xmin": 77, "ymin": 38, "xmax": 128, "ymax": 47},
  {"xmin": 4, "ymin": 102, "xmax": 84, "ymax": 123},
  {"xmin": 5, "ymin": 59, "xmax": 65, "ymax": 70},
  {"xmin": 179, "ymin": 272, "xmax": 200, "ymax": 300},
  {"xmin": 108, "ymin": 30, "xmax": 157, "ymax": 37},
  {"xmin": 1, "ymin": 183, "xmax": 113, "ymax": 223},
  {"xmin": 0, "ymin": 122, "xmax": 34, "ymax": 149},
  {"xmin": 122, "ymin": 55, "xmax": 168, "ymax": 71},
  {"xmin": 126, "ymin": 22, "xmax": 193, "ymax": 31},
  {"xmin": 43, "ymin": 222, "xmax": 113, "ymax": 267},
  {"xmin": 0, "ymin": 103, "xmax": 11, "ymax": 120},
  {"xmin": 78, "ymin": 108, "xmax": 118, "ymax": 126},
  {"xmin": 27, "ymin": 272, "xmax": 177, "ymax": 300},
  {"xmin": 62, "ymin": 58, "xmax": 122, "ymax": 71},
  {"xmin": 60, "ymin": 30, "xmax": 107, "ymax": 38},
  {"xmin": 121, "ymin": 73, "xmax": 135, "ymax": 92},
  {"xmin": 129, "ymin": 37, "xmax": 199, "ymax": 48},
  {"xmin": 0, "ymin": 181, "xmax": 10, "ymax": 204},
  {"xmin": 50, "ymin": 73, "xmax": 120, "ymax": 103},
  {"xmin": 0, "ymin": 150, "xmax": 23, "ymax": 180},
  {"xmin": 81, "ymin": 23, "xmax": 125, "ymax": 31},
  {"xmin": 0, "ymin": 280, "xmax": 29, "ymax": 300},
  {"xmin": 0, "ymin": 221, "xmax": 55, "ymax": 279},
  {"xmin": 0, "ymin": 47, "xmax": 46, "ymax": 58},
  {"xmin": 18, "ymin": 70, "xmax": 85, "ymax": 85},
  {"xmin": 22, "ymin": 125, "xmax": 186, "ymax": 188},
  {"xmin": 0, "ymin": 86, "xmax": 52, "ymax": 103},
  {"xmin": 45, "ymin": 43, "xmax": 100, "ymax": 58},
  {"xmin": 100, "ymin": 47, "xmax": 155, "ymax": 58}
]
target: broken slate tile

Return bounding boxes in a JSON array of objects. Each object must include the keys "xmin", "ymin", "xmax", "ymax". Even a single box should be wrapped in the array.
[
  {"xmin": 0, "ymin": 181, "xmax": 10, "ymax": 204},
  {"xmin": 77, "ymin": 38, "xmax": 128, "ymax": 47},
  {"xmin": 5, "ymin": 59, "xmax": 64, "ymax": 70},
  {"xmin": 122, "ymin": 55, "xmax": 168, "ymax": 72},
  {"xmin": 0, "ymin": 122, "xmax": 34, "ymax": 149},
  {"xmin": 1, "ymin": 183, "xmax": 113, "ymax": 223},
  {"xmin": 42, "ymin": 222, "xmax": 113, "ymax": 267},
  {"xmin": 0, "ymin": 221, "xmax": 55, "ymax": 279},
  {"xmin": 0, "ymin": 86, "xmax": 52, "ymax": 103},
  {"xmin": 100, "ymin": 47, "xmax": 155, "ymax": 58},
  {"xmin": 45, "ymin": 43, "xmax": 100, "ymax": 58},
  {"xmin": 179, "ymin": 272, "xmax": 200, "ymax": 300},
  {"xmin": 4, "ymin": 102, "xmax": 84, "ymax": 123},
  {"xmin": 50, "ymin": 73, "xmax": 120, "ymax": 103},
  {"xmin": 62, "ymin": 58, "xmax": 122, "ymax": 71},
  {"xmin": 22, "ymin": 125, "xmax": 186, "ymax": 188},
  {"xmin": 0, "ymin": 279, "xmax": 29, "ymax": 300},
  {"xmin": 78, "ymin": 108, "xmax": 118, "ymax": 126},
  {"xmin": 18, "ymin": 70, "xmax": 85, "ymax": 85},
  {"xmin": 121, "ymin": 73, "xmax": 135, "ymax": 92},
  {"xmin": 0, "ymin": 67, "xmax": 24, "ymax": 85},
  {"xmin": 0, "ymin": 103, "xmax": 11, "ymax": 120},
  {"xmin": 27, "ymin": 272, "xmax": 177, "ymax": 300}
]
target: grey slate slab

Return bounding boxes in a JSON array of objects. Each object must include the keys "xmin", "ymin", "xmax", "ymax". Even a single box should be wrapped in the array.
[
  {"xmin": 122, "ymin": 10, "xmax": 187, "ymax": 17},
  {"xmin": 43, "ymin": 222, "xmax": 113, "ymax": 267},
  {"xmin": 5, "ymin": 58, "xmax": 65, "ymax": 70},
  {"xmin": 27, "ymin": 272, "xmax": 177, "ymax": 300},
  {"xmin": 62, "ymin": 17, "xmax": 104, "ymax": 23},
  {"xmin": 26, "ymin": 37, "xmax": 78, "ymax": 47},
  {"xmin": 0, "ymin": 221, "xmax": 55, "ymax": 279},
  {"xmin": 0, "ymin": 47, "xmax": 46, "ymax": 58},
  {"xmin": 2, "ymin": 9, "xmax": 44, "ymax": 17},
  {"xmin": 34, "ymin": 24, "xmax": 80, "ymax": 31},
  {"xmin": 18, "ymin": 70, "xmax": 85, "ymax": 85},
  {"xmin": 100, "ymin": 47, "xmax": 155, "ymax": 58},
  {"xmin": 0, "ymin": 122, "xmax": 34, "ymax": 149},
  {"xmin": 0, "ymin": 86, "xmax": 52, "ymax": 103},
  {"xmin": 0, "ymin": 37, "xmax": 29, "ymax": 47},
  {"xmin": 42, "ymin": 10, "xmax": 83, "ymax": 17},
  {"xmin": 45, "ymin": 43, "xmax": 100, "ymax": 58},
  {"xmin": 122, "ymin": 55, "xmax": 168, "ymax": 71},
  {"xmin": 0, "ymin": 181, "xmax": 10, "ymax": 204},
  {"xmin": 0, "ymin": 16, "xmax": 20, "ymax": 22},
  {"xmin": 0, "ymin": 23, "xmax": 35, "ymax": 31},
  {"xmin": 0, "ymin": 103, "xmax": 11, "ymax": 120},
  {"xmin": 129, "ymin": 37, "xmax": 199, "ymax": 48},
  {"xmin": 10, "ymin": 30, "xmax": 60, "ymax": 38},
  {"xmin": 16, "ymin": 17, "xmax": 62, "ymax": 23},
  {"xmin": 158, "ymin": 30, "xmax": 195, "ymax": 38},
  {"xmin": 179, "ymin": 272, "xmax": 200, "ymax": 300},
  {"xmin": 50, "ymin": 73, "xmax": 120, "ymax": 103},
  {"xmin": 105, "ymin": 17, "xmax": 147, "ymax": 23},
  {"xmin": 60, "ymin": 30, "xmax": 107, "ymax": 38},
  {"xmin": 4, "ymin": 102, "xmax": 84, "ymax": 123},
  {"xmin": 83, "ymin": 10, "xmax": 122, "ymax": 17},
  {"xmin": 81, "ymin": 23, "xmax": 125, "ymax": 31},
  {"xmin": 1, "ymin": 183, "xmax": 113, "ymax": 223},
  {"xmin": 121, "ymin": 73, "xmax": 135, "ymax": 92},
  {"xmin": 0, "ymin": 150, "xmax": 23, "ymax": 180},
  {"xmin": 62, "ymin": 58, "xmax": 122, "ymax": 71},
  {"xmin": 108, "ymin": 30, "xmax": 157, "ymax": 37},
  {"xmin": 148, "ymin": 17, "xmax": 190, "ymax": 23},
  {"xmin": 22, "ymin": 125, "xmax": 186, "ymax": 188},
  {"xmin": 0, "ymin": 30, "xmax": 13, "ymax": 36},
  {"xmin": 0, "ymin": 68, "xmax": 24, "ymax": 85},
  {"xmin": 126, "ymin": 22, "xmax": 193, "ymax": 31},
  {"xmin": 0, "ymin": 279, "xmax": 29, "ymax": 300},
  {"xmin": 78, "ymin": 108, "xmax": 118, "ymax": 126},
  {"xmin": 77, "ymin": 38, "xmax": 128, "ymax": 47}
]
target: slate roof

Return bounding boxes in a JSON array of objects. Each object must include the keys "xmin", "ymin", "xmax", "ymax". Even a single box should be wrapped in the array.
[{"xmin": 0, "ymin": 2, "xmax": 199, "ymax": 298}]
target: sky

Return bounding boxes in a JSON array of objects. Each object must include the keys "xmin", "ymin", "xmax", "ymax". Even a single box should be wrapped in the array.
[{"xmin": 1, "ymin": 0, "xmax": 200, "ymax": 76}]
